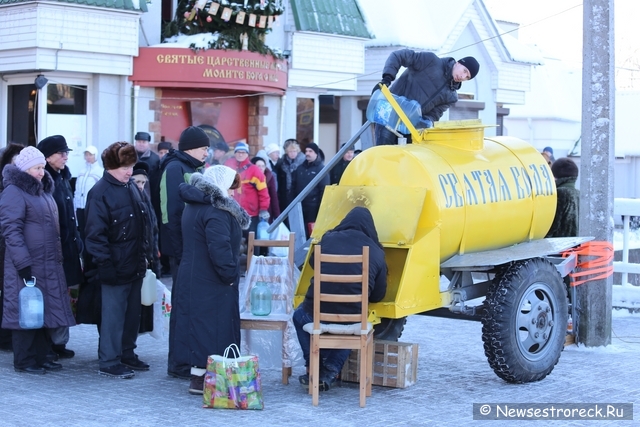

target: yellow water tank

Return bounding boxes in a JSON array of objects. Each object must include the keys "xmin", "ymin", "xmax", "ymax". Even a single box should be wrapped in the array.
[
  {"xmin": 296, "ymin": 122, "xmax": 557, "ymax": 318},
  {"xmin": 339, "ymin": 128, "xmax": 556, "ymax": 262}
]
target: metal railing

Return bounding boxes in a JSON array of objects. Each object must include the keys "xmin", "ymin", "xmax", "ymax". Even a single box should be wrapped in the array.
[
  {"xmin": 267, "ymin": 121, "xmax": 372, "ymax": 235},
  {"xmin": 613, "ymin": 198, "xmax": 640, "ymax": 285}
]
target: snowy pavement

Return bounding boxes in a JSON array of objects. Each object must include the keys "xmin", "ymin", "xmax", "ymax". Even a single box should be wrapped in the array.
[{"xmin": 0, "ymin": 308, "xmax": 638, "ymax": 426}]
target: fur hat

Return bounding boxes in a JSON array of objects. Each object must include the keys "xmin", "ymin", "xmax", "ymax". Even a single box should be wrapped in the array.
[
  {"xmin": 37, "ymin": 135, "xmax": 72, "ymax": 158},
  {"xmin": 551, "ymin": 157, "xmax": 579, "ymax": 178},
  {"xmin": 458, "ymin": 57, "xmax": 480, "ymax": 79},
  {"xmin": 132, "ymin": 161, "xmax": 149, "ymax": 177},
  {"xmin": 178, "ymin": 126, "xmax": 209, "ymax": 151},
  {"xmin": 157, "ymin": 142, "xmax": 172, "ymax": 151},
  {"xmin": 15, "ymin": 146, "xmax": 46, "ymax": 172},
  {"xmin": 202, "ymin": 165, "xmax": 238, "ymax": 197},
  {"xmin": 234, "ymin": 142, "xmax": 250, "ymax": 153},
  {"xmin": 102, "ymin": 142, "xmax": 138, "ymax": 170},
  {"xmin": 134, "ymin": 132, "xmax": 151, "ymax": 142}
]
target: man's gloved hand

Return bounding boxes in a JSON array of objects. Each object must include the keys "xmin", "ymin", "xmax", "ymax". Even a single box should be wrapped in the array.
[
  {"xmin": 18, "ymin": 266, "xmax": 32, "ymax": 281},
  {"xmin": 98, "ymin": 264, "xmax": 118, "ymax": 286},
  {"xmin": 371, "ymin": 74, "xmax": 394, "ymax": 95},
  {"xmin": 259, "ymin": 210, "xmax": 270, "ymax": 220}
]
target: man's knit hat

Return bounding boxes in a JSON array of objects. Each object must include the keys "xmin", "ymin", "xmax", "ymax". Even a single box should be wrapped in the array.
[
  {"xmin": 551, "ymin": 157, "xmax": 579, "ymax": 179},
  {"xmin": 306, "ymin": 143, "xmax": 320, "ymax": 155},
  {"xmin": 15, "ymin": 146, "xmax": 46, "ymax": 172},
  {"xmin": 459, "ymin": 57, "xmax": 480, "ymax": 79},
  {"xmin": 178, "ymin": 126, "xmax": 210, "ymax": 151}
]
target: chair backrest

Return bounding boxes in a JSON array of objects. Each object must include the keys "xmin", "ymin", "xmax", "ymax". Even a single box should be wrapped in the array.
[
  {"xmin": 247, "ymin": 231, "xmax": 295, "ymax": 279},
  {"xmin": 246, "ymin": 231, "xmax": 296, "ymax": 314},
  {"xmin": 312, "ymin": 245, "xmax": 370, "ymax": 331}
]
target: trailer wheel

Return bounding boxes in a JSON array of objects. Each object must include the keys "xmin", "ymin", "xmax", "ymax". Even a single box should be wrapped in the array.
[
  {"xmin": 374, "ymin": 317, "xmax": 406, "ymax": 341},
  {"xmin": 481, "ymin": 258, "xmax": 568, "ymax": 383}
]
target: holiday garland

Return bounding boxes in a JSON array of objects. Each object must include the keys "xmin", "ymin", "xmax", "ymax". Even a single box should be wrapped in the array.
[{"xmin": 163, "ymin": 0, "xmax": 285, "ymax": 57}]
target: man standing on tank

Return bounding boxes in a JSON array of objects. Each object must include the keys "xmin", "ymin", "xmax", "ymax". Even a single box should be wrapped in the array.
[{"xmin": 372, "ymin": 49, "xmax": 479, "ymax": 145}]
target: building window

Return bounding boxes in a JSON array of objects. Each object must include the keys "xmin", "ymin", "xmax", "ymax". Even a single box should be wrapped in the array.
[
  {"xmin": 47, "ymin": 84, "xmax": 87, "ymax": 115},
  {"xmin": 296, "ymin": 98, "xmax": 315, "ymax": 146}
]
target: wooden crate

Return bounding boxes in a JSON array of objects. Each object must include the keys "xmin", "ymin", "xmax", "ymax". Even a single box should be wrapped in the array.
[{"xmin": 340, "ymin": 340, "xmax": 418, "ymax": 388}]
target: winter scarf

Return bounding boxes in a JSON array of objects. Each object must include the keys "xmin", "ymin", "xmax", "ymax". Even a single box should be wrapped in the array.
[{"xmin": 190, "ymin": 173, "xmax": 251, "ymax": 230}]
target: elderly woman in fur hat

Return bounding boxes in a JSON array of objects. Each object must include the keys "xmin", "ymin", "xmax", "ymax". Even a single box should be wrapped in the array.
[
  {"xmin": 84, "ymin": 142, "xmax": 152, "ymax": 379},
  {"xmin": 171, "ymin": 165, "xmax": 250, "ymax": 395},
  {"xmin": 0, "ymin": 146, "xmax": 75, "ymax": 374}
]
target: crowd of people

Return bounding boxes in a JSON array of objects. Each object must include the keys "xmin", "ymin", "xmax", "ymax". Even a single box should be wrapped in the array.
[{"xmin": 0, "ymin": 127, "xmax": 361, "ymax": 386}]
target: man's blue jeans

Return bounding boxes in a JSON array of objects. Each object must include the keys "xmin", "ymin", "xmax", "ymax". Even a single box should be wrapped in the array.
[{"xmin": 292, "ymin": 306, "xmax": 351, "ymax": 377}]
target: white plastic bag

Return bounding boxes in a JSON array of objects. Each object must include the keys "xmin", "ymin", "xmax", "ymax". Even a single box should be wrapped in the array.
[
  {"xmin": 150, "ymin": 279, "xmax": 171, "ymax": 340},
  {"xmin": 268, "ymin": 222, "xmax": 291, "ymax": 257}
]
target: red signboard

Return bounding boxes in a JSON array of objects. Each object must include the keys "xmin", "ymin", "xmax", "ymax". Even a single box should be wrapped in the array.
[{"xmin": 130, "ymin": 47, "xmax": 288, "ymax": 94}]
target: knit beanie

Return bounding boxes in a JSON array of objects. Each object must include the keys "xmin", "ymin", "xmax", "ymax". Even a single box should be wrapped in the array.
[
  {"xmin": 15, "ymin": 146, "xmax": 46, "ymax": 172},
  {"xmin": 459, "ymin": 57, "xmax": 480, "ymax": 79},
  {"xmin": 132, "ymin": 161, "xmax": 149, "ymax": 177},
  {"xmin": 202, "ymin": 165, "xmax": 237, "ymax": 197},
  {"xmin": 551, "ymin": 158, "xmax": 579, "ymax": 178},
  {"xmin": 178, "ymin": 126, "xmax": 210, "ymax": 151},
  {"xmin": 234, "ymin": 142, "xmax": 250, "ymax": 153},
  {"xmin": 306, "ymin": 142, "xmax": 320, "ymax": 155}
]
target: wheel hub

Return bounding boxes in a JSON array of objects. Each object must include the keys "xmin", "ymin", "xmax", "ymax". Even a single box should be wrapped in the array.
[{"xmin": 516, "ymin": 285, "xmax": 557, "ymax": 361}]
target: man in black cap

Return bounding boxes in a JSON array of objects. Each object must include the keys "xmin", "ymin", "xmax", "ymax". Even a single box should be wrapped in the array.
[
  {"xmin": 157, "ymin": 142, "xmax": 172, "ymax": 160},
  {"xmin": 292, "ymin": 142, "xmax": 330, "ymax": 238},
  {"xmin": 372, "ymin": 49, "xmax": 480, "ymax": 145},
  {"xmin": 37, "ymin": 135, "xmax": 83, "ymax": 359},
  {"xmin": 134, "ymin": 131, "xmax": 160, "ymax": 199},
  {"xmin": 208, "ymin": 141, "xmax": 231, "ymax": 167},
  {"xmin": 160, "ymin": 126, "xmax": 209, "ymax": 379}
]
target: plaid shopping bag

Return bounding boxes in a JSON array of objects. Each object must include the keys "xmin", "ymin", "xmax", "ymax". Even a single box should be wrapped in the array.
[{"xmin": 203, "ymin": 344, "xmax": 263, "ymax": 410}]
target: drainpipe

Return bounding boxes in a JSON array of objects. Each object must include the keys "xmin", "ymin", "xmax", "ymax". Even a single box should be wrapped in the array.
[
  {"xmin": 132, "ymin": 85, "xmax": 140, "ymax": 141},
  {"xmin": 279, "ymin": 94, "xmax": 286, "ymax": 148},
  {"xmin": 527, "ymin": 117, "xmax": 534, "ymax": 147}
]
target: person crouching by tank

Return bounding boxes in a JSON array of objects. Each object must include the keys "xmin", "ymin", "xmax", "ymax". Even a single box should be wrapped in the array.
[
  {"xmin": 84, "ymin": 142, "xmax": 151, "ymax": 379},
  {"xmin": 0, "ymin": 147, "xmax": 75, "ymax": 374},
  {"xmin": 292, "ymin": 206, "xmax": 388, "ymax": 391},
  {"xmin": 172, "ymin": 165, "xmax": 250, "ymax": 395}
]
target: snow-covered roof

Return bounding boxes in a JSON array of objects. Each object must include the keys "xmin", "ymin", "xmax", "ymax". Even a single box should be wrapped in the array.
[
  {"xmin": 358, "ymin": 0, "xmax": 472, "ymax": 50},
  {"xmin": 508, "ymin": 56, "xmax": 581, "ymax": 120},
  {"xmin": 500, "ymin": 33, "xmax": 543, "ymax": 65}
]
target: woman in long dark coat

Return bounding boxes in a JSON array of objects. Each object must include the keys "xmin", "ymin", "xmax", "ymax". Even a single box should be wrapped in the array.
[
  {"xmin": 173, "ymin": 165, "xmax": 250, "ymax": 395},
  {"xmin": 0, "ymin": 147, "xmax": 75, "ymax": 373},
  {"xmin": 0, "ymin": 143, "xmax": 25, "ymax": 352}
]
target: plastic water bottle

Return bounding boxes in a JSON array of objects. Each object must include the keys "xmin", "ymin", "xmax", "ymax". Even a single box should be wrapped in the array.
[
  {"xmin": 251, "ymin": 281, "xmax": 272, "ymax": 316},
  {"xmin": 257, "ymin": 218, "xmax": 269, "ymax": 240},
  {"xmin": 366, "ymin": 90, "xmax": 423, "ymax": 134},
  {"xmin": 19, "ymin": 277, "xmax": 44, "ymax": 329}
]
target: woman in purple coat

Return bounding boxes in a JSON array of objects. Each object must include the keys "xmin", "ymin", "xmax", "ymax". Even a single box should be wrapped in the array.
[{"xmin": 0, "ymin": 147, "xmax": 75, "ymax": 374}]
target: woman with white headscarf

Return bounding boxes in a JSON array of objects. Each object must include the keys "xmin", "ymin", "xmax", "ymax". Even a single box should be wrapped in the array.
[{"xmin": 173, "ymin": 165, "xmax": 251, "ymax": 395}]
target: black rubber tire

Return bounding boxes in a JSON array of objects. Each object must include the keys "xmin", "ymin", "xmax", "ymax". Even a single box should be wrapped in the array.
[
  {"xmin": 373, "ymin": 317, "xmax": 407, "ymax": 341},
  {"xmin": 481, "ymin": 258, "xmax": 568, "ymax": 383}
]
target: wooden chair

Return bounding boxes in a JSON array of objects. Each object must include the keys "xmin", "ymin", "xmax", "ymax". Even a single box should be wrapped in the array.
[
  {"xmin": 308, "ymin": 245, "xmax": 373, "ymax": 407},
  {"xmin": 240, "ymin": 231, "xmax": 296, "ymax": 385}
]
